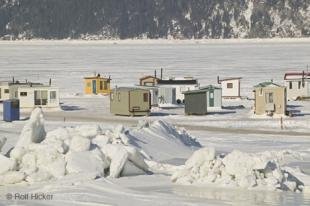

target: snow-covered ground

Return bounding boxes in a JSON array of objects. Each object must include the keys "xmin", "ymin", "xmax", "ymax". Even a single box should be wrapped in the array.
[{"xmin": 1, "ymin": 40, "xmax": 310, "ymax": 205}]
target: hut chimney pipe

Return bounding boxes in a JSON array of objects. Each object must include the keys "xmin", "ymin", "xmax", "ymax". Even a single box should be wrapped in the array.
[
  {"xmin": 160, "ymin": 68, "xmax": 163, "ymax": 80},
  {"xmin": 217, "ymin": 76, "xmax": 220, "ymax": 84},
  {"xmin": 154, "ymin": 70, "xmax": 157, "ymax": 79},
  {"xmin": 12, "ymin": 77, "xmax": 15, "ymax": 83},
  {"xmin": 49, "ymin": 78, "xmax": 52, "ymax": 86}
]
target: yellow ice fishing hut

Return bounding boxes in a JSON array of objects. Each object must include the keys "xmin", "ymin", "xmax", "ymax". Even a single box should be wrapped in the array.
[{"xmin": 84, "ymin": 74, "xmax": 111, "ymax": 95}]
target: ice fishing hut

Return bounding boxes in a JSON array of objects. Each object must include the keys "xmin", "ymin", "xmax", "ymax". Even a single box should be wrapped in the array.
[
  {"xmin": 183, "ymin": 89, "xmax": 208, "ymax": 115},
  {"xmin": 158, "ymin": 87, "xmax": 176, "ymax": 106},
  {"xmin": 157, "ymin": 77, "xmax": 198, "ymax": 104},
  {"xmin": 0, "ymin": 81, "xmax": 11, "ymax": 102},
  {"xmin": 110, "ymin": 87, "xmax": 151, "ymax": 116},
  {"xmin": 217, "ymin": 76, "xmax": 241, "ymax": 99},
  {"xmin": 84, "ymin": 74, "xmax": 111, "ymax": 95},
  {"xmin": 139, "ymin": 68, "xmax": 163, "ymax": 86},
  {"xmin": 139, "ymin": 76, "xmax": 159, "ymax": 86},
  {"xmin": 284, "ymin": 71, "xmax": 310, "ymax": 100},
  {"xmin": 9, "ymin": 82, "xmax": 60, "ymax": 109},
  {"xmin": 199, "ymin": 85, "xmax": 222, "ymax": 109},
  {"xmin": 253, "ymin": 81, "xmax": 287, "ymax": 116}
]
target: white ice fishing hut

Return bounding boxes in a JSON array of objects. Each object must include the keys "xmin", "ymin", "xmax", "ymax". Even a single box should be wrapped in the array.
[
  {"xmin": 9, "ymin": 82, "xmax": 59, "ymax": 109},
  {"xmin": 217, "ymin": 76, "xmax": 241, "ymax": 99},
  {"xmin": 284, "ymin": 71, "xmax": 310, "ymax": 100},
  {"xmin": 158, "ymin": 86, "xmax": 176, "ymax": 105},
  {"xmin": 157, "ymin": 77, "xmax": 198, "ymax": 104}
]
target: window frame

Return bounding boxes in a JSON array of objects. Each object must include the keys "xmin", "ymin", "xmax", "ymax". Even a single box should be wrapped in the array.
[
  {"xmin": 227, "ymin": 83, "xmax": 233, "ymax": 89},
  {"xmin": 265, "ymin": 92, "xmax": 274, "ymax": 104},
  {"xmin": 20, "ymin": 92, "xmax": 27, "ymax": 97},
  {"xmin": 143, "ymin": 93, "xmax": 149, "ymax": 102}
]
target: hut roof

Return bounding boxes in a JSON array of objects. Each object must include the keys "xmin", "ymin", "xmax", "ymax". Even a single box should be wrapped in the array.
[
  {"xmin": 199, "ymin": 85, "xmax": 221, "ymax": 90},
  {"xmin": 254, "ymin": 81, "xmax": 284, "ymax": 88},
  {"xmin": 284, "ymin": 71, "xmax": 310, "ymax": 80},
  {"xmin": 158, "ymin": 79, "xmax": 198, "ymax": 85}
]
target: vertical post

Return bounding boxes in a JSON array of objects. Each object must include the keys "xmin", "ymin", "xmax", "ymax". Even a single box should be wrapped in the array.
[{"xmin": 280, "ymin": 117, "xmax": 283, "ymax": 130}]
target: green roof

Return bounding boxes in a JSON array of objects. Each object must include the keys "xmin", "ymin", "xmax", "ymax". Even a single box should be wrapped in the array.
[
  {"xmin": 254, "ymin": 81, "xmax": 283, "ymax": 88},
  {"xmin": 182, "ymin": 85, "xmax": 221, "ymax": 95}
]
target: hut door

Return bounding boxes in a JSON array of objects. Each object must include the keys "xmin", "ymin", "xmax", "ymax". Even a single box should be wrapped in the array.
[
  {"xmin": 209, "ymin": 91, "xmax": 214, "ymax": 107},
  {"xmin": 92, "ymin": 80, "xmax": 97, "ymax": 94}
]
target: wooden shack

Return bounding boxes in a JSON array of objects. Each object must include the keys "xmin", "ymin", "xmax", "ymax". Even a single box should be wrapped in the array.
[
  {"xmin": 84, "ymin": 74, "xmax": 111, "ymax": 95},
  {"xmin": 253, "ymin": 82, "xmax": 287, "ymax": 116},
  {"xmin": 110, "ymin": 87, "xmax": 151, "ymax": 116}
]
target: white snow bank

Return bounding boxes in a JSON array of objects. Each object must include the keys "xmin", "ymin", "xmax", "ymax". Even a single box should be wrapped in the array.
[
  {"xmin": 128, "ymin": 120, "xmax": 201, "ymax": 161},
  {"xmin": 17, "ymin": 108, "xmax": 46, "ymax": 146},
  {"xmin": 172, "ymin": 148, "xmax": 306, "ymax": 192},
  {"xmin": 1, "ymin": 109, "xmax": 199, "ymax": 186}
]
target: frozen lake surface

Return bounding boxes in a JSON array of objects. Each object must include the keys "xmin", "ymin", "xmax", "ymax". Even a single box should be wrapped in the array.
[{"xmin": 1, "ymin": 40, "xmax": 310, "ymax": 96}]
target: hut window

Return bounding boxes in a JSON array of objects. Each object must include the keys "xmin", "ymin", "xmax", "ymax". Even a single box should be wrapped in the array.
[
  {"xmin": 4, "ymin": 89, "xmax": 9, "ymax": 93},
  {"xmin": 227, "ymin": 83, "xmax": 233, "ymax": 88},
  {"xmin": 99, "ymin": 81, "xmax": 103, "ymax": 90},
  {"xmin": 87, "ymin": 82, "xmax": 91, "ymax": 87},
  {"xmin": 34, "ymin": 90, "xmax": 48, "ymax": 105},
  {"xmin": 110, "ymin": 93, "xmax": 114, "ymax": 101},
  {"xmin": 50, "ymin": 91, "xmax": 57, "ymax": 99},
  {"xmin": 20, "ymin": 92, "xmax": 27, "ymax": 96},
  {"xmin": 104, "ymin": 81, "xmax": 108, "ymax": 90},
  {"xmin": 117, "ymin": 92, "xmax": 121, "ymax": 101},
  {"xmin": 265, "ymin": 92, "xmax": 274, "ymax": 104},
  {"xmin": 289, "ymin": 81, "xmax": 292, "ymax": 89},
  {"xmin": 143, "ymin": 93, "xmax": 149, "ymax": 102},
  {"xmin": 298, "ymin": 81, "xmax": 301, "ymax": 89}
]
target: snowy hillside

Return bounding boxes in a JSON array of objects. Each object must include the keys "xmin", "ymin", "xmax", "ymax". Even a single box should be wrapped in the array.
[{"xmin": 0, "ymin": 0, "xmax": 310, "ymax": 39}]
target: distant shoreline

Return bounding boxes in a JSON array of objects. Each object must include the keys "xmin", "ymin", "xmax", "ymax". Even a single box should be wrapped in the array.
[{"xmin": 0, "ymin": 38, "xmax": 310, "ymax": 45}]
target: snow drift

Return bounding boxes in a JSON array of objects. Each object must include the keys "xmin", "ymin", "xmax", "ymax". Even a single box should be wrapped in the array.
[
  {"xmin": 0, "ymin": 108, "xmax": 200, "ymax": 186},
  {"xmin": 172, "ymin": 147, "xmax": 305, "ymax": 192}
]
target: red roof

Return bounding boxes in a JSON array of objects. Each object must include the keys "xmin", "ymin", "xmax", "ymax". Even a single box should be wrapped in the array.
[{"xmin": 284, "ymin": 71, "xmax": 310, "ymax": 80}]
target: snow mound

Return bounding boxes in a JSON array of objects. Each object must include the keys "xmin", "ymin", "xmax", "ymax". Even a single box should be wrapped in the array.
[
  {"xmin": 1, "ymin": 109, "xmax": 199, "ymax": 186},
  {"xmin": 172, "ymin": 147, "xmax": 306, "ymax": 192},
  {"xmin": 0, "ymin": 108, "xmax": 152, "ymax": 186},
  {"xmin": 145, "ymin": 120, "xmax": 201, "ymax": 148},
  {"xmin": 127, "ymin": 120, "xmax": 201, "ymax": 161}
]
